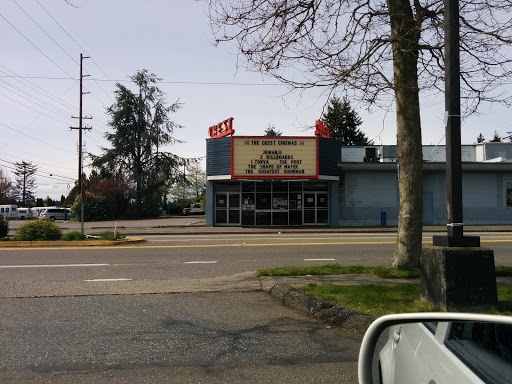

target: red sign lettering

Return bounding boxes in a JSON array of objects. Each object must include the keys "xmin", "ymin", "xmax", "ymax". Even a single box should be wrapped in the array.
[
  {"xmin": 209, "ymin": 117, "xmax": 235, "ymax": 138},
  {"xmin": 315, "ymin": 120, "xmax": 330, "ymax": 138}
]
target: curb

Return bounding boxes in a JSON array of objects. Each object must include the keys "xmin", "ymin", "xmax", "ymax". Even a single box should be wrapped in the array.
[
  {"xmin": 269, "ymin": 283, "xmax": 376, "ymax": 335},
  {"xmin": 0, "ymin": 237, "xmax": 146, "ymax": 248}
]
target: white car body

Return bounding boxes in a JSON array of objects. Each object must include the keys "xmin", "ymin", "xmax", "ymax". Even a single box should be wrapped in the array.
[
  {"xmin": 379, "ymin": 322, "xmax": 486, "ymax": 383},
  {"xmin": 359, "ymin": 313, "xmax": 512, "ymax": 384}
]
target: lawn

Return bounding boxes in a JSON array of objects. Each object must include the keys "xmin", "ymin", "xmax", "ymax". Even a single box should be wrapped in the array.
[
  {"xmin": 257, "ymin": 264, "xmax": 512, "ymax": 317},
  {"xmin": 298, "ymin": 283, "xmax": 512, "ymax": 317}
]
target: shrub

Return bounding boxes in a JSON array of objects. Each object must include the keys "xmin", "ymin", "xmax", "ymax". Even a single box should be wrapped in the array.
[
  {"xmin": 13, "ymin": 220, "xmax": 62, "ymax": 241},
  {"xmin": 99, "ymin": 231, "xmax": 126, "ymax": 241},
  {"xmin": 61, "ymin": 231, "xmax": 86, "ymax": 241},
  {"xmin": 0, "ymin": 220, "xmax": 8, "ymax": 238}
]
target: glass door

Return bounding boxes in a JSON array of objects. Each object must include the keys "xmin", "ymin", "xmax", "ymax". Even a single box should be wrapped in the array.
[
  {"xmin": 303, "ymin": 192, "xmax": 329, "ymax": 225},
  {"xmin": 215, "ymin": 193, "xmax": 241, "ymax": 225}
]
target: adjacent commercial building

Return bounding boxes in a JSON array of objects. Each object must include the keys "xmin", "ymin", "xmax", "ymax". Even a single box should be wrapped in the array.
[{"xmin": 205, "ymin": 118, "xmax": 512, "ymax": 227}]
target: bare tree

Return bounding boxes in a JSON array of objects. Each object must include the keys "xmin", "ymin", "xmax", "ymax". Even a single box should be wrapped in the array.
[
  {"xmin": 206, "ymin": 0, "xmax": 512, "ymax": 268},
  {"xmin": 0, "ymin": 167, "xmax": 13, "ymax": 204}
]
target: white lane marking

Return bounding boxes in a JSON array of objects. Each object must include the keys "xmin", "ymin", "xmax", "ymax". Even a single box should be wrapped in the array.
[
  {"xmin": 304, "ymin": 258, "xmax": 336, "ymax": 261},
  {"xmin": 0, "ymin": 263, "xmax": 110, "ymax": 269},
  {"xmin": 183, "ymin": 261, "xmax": 218, "ymax": 264},
  {"xmin": 84, "ymin": 278, "xmax": 132, "ymax": 282}
]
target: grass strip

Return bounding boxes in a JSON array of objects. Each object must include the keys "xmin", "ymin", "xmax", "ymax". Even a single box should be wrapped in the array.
[
  {"xmin": 256, "ymin": 264, "xmax": 420, "ymax": 278},
  {"xmin": 298, "ymin": 283, "xmax": 512, "ymax": 317},
  {"xmin": 258, "ymin": 264, "xmax": 512, "ymax": 278},
  {"xmin": 496, "ymin": 266, "xmax": 512, "ymax": 276}
]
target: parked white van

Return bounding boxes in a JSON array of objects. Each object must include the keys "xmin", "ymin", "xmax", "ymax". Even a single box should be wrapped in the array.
[
  {"xmin": 17, "ymin": 207, "xmax": 34, "ymax": 220},
  {"xmin": 0, "ymin": 205, "xmax": 18, "ymax": 219}
]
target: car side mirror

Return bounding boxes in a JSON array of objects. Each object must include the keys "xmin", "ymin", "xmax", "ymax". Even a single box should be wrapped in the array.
[{"xmin": 358, "ymin": 313, "xmax": 512, "ymax": 384}]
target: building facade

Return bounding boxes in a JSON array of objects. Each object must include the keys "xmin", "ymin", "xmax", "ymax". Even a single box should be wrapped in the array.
[
  {"xmin": 205, "ymin": 119, "xmax": 512, "ymax": 227},
  {"xmin": 338, "ymin": 143, "xmax": 512, "ymax": 226},
  {"xmin": 205, "ymin": 120, "xmax": 341, "ymax": 226}
]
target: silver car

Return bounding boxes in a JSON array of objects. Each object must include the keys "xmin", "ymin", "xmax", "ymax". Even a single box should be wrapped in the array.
[{"xmin": 38, "ymin": 208, "xmax": 72, "ymax": 222}]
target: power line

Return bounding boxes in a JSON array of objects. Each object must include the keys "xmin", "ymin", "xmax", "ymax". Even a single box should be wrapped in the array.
[
  {"xmin": 0, "ymin": 159, "xmax": 74, "ymax": 183},
  {"xmin": 0, "ymin": 90, "xmax": 72, "ymax": 125},
  {"xmin": 0, "ymin": 74, "xmax": 285, "ymax": 86},
  {"xmin": 12, "ymin": 0, "xmax": 78, "ymax": 66},
  {"xmin": 31, "ymin": 0, "xmax": 113, "ymax": 106},
  {"xmin": 0, "ymin": 65, "xmax": 77, "ymax": 114},
  {"xmin": 0, "ymin": 79, "xmax": 73, "ymax": 119},
  {"xmin": 34, "ymin": 0, "xmax": 113, "ymax": 84},
  {"xmin": 0, "ymin": 151, "xmax": 75, "ymax": 173},
  {"xmin": 0, "ymin": 10, "xmax": 76, "ymax": 81},
  {"xmin": 0, "ymin": 122, "xmax": 74, "ymax": 154}
]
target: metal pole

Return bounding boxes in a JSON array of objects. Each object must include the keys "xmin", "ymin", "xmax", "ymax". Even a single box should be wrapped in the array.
[
  {"xmin": 444, "ymin": 0, "xmax": 463, "ymax": 238},
  {"xmin": 79, "ymin": 53, "xmax": 84, "ymax": 235},
  {"xmin": 433, "ymin": 1, "xmax": 479, "ymax": 247}
]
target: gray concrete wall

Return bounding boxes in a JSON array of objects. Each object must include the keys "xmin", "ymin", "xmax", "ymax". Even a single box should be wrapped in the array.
[
  {"xmin": 338, "ymin": 170, "xmax": 512, "ymax": 226},
  {"xmin": 339, "ymin": 171, "xmax": 399, "ymax": 226}
]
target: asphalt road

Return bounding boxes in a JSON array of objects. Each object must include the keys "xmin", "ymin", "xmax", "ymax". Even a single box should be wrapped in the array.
[
  {"xmin": 1, "ymin": 228, "xmax": 511, "ymax": 382},
  {"xmin": 0, "ymin": 232, "xmax": 374, "ymax": 383},
  {"xmin": 0, "ymin": 292, "xmax": 360, "ymax": 383},
  {"xmin": 1, "ymin": 231, "xmax": 511, "ymax": 297}
]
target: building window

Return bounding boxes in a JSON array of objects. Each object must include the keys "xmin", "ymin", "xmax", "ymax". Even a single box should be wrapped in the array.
[{"xmin": 507, "ymin": 182, "xmax": 512, "ymax": 207}]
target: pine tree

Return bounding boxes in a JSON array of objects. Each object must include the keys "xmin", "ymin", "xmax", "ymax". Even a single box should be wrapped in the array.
[
  {"xmin": 321, "ymin": 97, "xmax": 372, "ymax": 145},
  {"xmin": 92, "ymin": 69, "xmax": 185, "ymax": 216},
  {"xmin": 264, "ymin": 124, "xmax": 282, "ymax": 136},
  {"xmin": 13, "ymin": 161, "xmax": 37, "ymax": 206},
  {"xmin": 490, "ymin": 131, "xmax": 502, "ymax": 142}
]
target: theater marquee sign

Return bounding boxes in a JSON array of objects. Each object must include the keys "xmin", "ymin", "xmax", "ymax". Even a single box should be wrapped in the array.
[{"xmin": 231, "ymin": 136, "xmax": 318, "ymax": 179}]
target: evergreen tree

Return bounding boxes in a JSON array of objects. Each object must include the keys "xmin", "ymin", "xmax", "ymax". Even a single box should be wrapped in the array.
[
  {"xmin": 321, "ymin": 96, "xmax": 372, "ymax": 145},
  {"xmin": 264, "ymin": 124, "xmax": 282, "ymax": 136},
  {"xmin": 12, "ymin": 161, "xmax": 37, "ymax": 206},
  {"xmin": 476, "ymin": 133, "xmax": 485, "ymax": 143},
  {"xmin": 490, "ymin": 131, "xmax": 502, "ymax": 142},
  {"xmin": 92, "ymin": 69, "xmax": 185, "ymax": 217}
]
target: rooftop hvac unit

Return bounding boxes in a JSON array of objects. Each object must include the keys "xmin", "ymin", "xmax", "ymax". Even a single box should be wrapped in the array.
[{"xmin": 364, "ymin": 147, "xmax": 379, "ymax": 162}]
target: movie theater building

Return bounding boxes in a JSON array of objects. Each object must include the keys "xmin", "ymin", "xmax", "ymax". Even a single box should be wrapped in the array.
[{"xmin": 205, "ymin": 118, "xmax": 341, "ymax": 227}]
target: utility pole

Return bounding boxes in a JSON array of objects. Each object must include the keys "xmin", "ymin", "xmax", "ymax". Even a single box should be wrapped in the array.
[
  {"xmin": 70, "ymin": 53, "xmax": 92, "ymax": 234},
  {"xmin": 422, "ymin": 0, "xmax": 496, "ymax": 311},
  {"xmin": 433, "ymin": 0, "xmax": 479, "ymax": 247}
]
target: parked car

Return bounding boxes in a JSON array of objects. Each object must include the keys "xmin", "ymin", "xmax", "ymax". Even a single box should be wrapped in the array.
[
  {"xmin": 182, "ymin": 203, "xmax": 204, "ymax": 215},
  {"xmin": 39, "ymin": 208, "xmax": 73, "ymax": 222}
]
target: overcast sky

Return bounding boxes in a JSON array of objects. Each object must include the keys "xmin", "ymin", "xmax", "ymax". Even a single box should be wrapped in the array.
[{"xmin": 1, "ymin": 0, "xmax": 511, "ymax": 201}]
